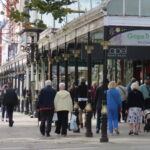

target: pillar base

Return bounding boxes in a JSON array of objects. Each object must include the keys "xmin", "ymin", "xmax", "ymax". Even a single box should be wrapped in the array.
[
  {"xmin": 85, "ymin": 132, "xmax": 93, "ymax": 137},
  {"xmin": 100, "ymin": 137, "xmax": 109, "ymax": 142},
  {"xmin": 85, "ymin": 111, "xmax": 93, "ymax": 137}
]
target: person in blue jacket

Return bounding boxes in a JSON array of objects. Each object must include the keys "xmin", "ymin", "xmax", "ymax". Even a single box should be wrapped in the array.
[
  {"xmin": 38, "ymin": 80, "xmax": 56, "ymax": 137},
  {"xmin": 107, "ymin": 81, "xmax": 122, "ymax": 135}
]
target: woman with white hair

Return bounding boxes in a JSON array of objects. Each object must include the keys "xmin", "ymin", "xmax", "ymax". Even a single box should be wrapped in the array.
[
  {"xmin": 54, "ymin": 83, "xmax": 73, "ymax": 136},
  {"xmin": 127, "ymin": 82, "xmax": 144, "ymax": 135},
  {"xmin": 107, "ymin": 81, "xmax": 122, "ymax": 135}
]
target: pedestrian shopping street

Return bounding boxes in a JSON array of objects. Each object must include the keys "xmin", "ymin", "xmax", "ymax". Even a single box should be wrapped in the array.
[{"xmin": 0, "ymin": 112, "xmax": 150, "ymax": 150}]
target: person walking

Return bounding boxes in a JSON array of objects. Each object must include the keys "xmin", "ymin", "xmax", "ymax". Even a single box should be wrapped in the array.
[
  {"xmin": 90, "ymin": 81, "xmax": 97, "ymax": 119},
  {"xmin": 140, "ymin": 76, "xmax": 150, "ymax": 109},
  {"xmin": 54, "ymin": 83, "xmax": 73, "ymax": 136},
  {"xmin": 3, "ymin": 82, "xmax": 18, "ymax": 127},
  {"xmin": 95, "ymin": 79, "xmax": 109, "ymax": 134},
  {"xmin": 107, "ymin": 81, "xmax": 122, "ymax": 135},
  {"xmin": 127, "ymin": 82, "xmax": 144, "ymax": 135},
  {"xmin": 0, "ymin": 84, "xmax": 8, "ymax": 122},
  {"xmin": 116, "ymin": 80, "xmax": 127, "ymax": 122},
  {"xmin": 38, "ymin": 80, "xmax": 56, "ymax": 137},
  {"xmin": 77, "ymin": 78, "xmax": 88, "ymax": 128}
]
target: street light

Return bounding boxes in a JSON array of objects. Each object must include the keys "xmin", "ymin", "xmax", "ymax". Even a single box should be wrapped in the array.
[
  {"xmin": 100, "ymin": 40, "xmax": 111, "ymax": 143},
  {"xmin": 72, "ymin": 49, "xmax": 80, "ymax": 133},
  {"xmin": 85, "ymin": 44, "xmax": 94, "ymax": 137},
  {"xmin": 55, "ymin": 55, "xmax": 61, "ymax": 91}
]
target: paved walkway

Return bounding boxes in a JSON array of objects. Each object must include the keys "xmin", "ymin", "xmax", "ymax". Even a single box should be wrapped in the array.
[{"xmin": 0, "ymin": 112, "xmax": 150, "ymax": 150}]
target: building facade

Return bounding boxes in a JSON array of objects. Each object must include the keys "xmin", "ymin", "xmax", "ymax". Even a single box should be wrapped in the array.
[{"xmin": 1, "ymin": 0, "xmax": 150, "ymax": 113}]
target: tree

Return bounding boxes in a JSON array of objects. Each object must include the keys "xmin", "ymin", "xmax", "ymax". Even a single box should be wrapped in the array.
[{"xmin": 8, "ymin": 0, "xmax": 84, "ymax": 29}]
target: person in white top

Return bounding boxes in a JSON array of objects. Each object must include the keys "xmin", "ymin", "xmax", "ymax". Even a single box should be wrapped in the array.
[{"xmin": 54, "ymin": 83, "xmax": 73, "ymax": 136}]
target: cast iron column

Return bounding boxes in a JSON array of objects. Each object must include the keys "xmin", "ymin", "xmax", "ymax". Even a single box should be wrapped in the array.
[
  {"xmin": 142, "ymin": 60, "xmax": 145, "ymax": 84},
  {"xmin": 72, "ymin": 46, "xmax": 80, "ymax": 132},
  {"xmin": 50, "ymin": 60, "xmax": 53, "ymax": 81},
  {"xmin": 85, "ymin": 32, "xmax": 93, "ymax": 137},
  {"xmin": 14, "ymin": 63, "xmax": 17, "ymax": 89},
  {"xmin": 64, "ymin": 53, "xmax": 69, "ymax": 90},
  {"xmin": 55, "ymin": 56, "xmax": 60, "ymax": 91},
  {"xmin": 115, "ymin": 59, "xmax": 117, "ymax": 82},
  {"xmin": 100, "ymin": 28, "xmax": 110, "ymax": 142}
]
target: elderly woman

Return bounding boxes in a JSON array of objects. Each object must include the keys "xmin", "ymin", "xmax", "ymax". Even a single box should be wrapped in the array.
[
  {"xmin": 127, "ymin": 82, "xmax": 144, "ymax": 135},
  {"xmin": 107, "ymin": 81, "xmax": 122, "ymax": 135},
  {"xmin": 54, "ymin": 83, "xmax": 73, "ymax": 136}
]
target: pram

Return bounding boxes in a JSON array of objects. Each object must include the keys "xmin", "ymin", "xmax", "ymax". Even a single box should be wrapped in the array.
[{"xmin": 143, "ymin": 109, "xmax": 150, "ymax": 132}]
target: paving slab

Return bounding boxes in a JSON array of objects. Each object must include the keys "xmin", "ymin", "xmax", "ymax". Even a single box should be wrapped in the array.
[{"xmin": 0, "ymin": 112, "xmax": 150, "ymax": 150}]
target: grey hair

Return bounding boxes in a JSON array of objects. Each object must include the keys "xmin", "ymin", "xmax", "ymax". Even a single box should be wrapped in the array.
[
  {"xmin": 59, "ymin": 82, "xmax": 65, "ymax": 89},
  {"xmin": 45, "ymin": 80, "xmax": 52, "ymax": 86},
  {"xmin": 131, "ymin": 82, "xmax": 139, "ymax": 90}
]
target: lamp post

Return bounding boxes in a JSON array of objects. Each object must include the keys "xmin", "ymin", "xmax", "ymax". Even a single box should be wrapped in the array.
[
  {"xmin": 55, "ymin": 55, "xmax": 60, "ymax": 91},
  {"xmin": 85, "ymin": 44, "xmax": 94, "ymax": 137},
  {"xmin": 48, "ymin": 44, "xmax": 53, "ymax": 81},
  {"xmin": 100, "ymin": 40, "xmax": 111, "ymax": 143},
  {"xmin": 41, "ymin": 47, "xmax": 46, "ymax": 89},
  {"xmin": 72, "ymin": 49, "xmax": 80, "ymax": 132}
]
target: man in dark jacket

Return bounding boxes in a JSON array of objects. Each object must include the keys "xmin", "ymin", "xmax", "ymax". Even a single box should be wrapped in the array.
[
  {"xmin": 77, "ymin": 78, "xmax": 88, "ymax": 128},
  {"xmin": 3, "ymin": 82, "xmax": 18, "ymax": 127},
  {"xmin": 38, "ymin": 80, "xmax": 56, "ymax": 137}
]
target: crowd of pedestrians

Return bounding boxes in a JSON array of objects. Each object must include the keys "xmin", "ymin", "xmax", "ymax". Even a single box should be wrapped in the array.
[{"xmin": 0, "ymin": 76, "xmax": 150, "ymax": 138}]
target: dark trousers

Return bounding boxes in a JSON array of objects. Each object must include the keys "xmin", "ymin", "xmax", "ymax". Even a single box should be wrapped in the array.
[
  {"xmin": 122, "ymin": 101, "xmax": 127, "ymax": 121},
  {"xmin": 145, "ymin": 99, "xmax": 150, "ymax": 109},
  {"xmin": 55, "ymin": 111, "xmax": 69, "ymax": 135},
  {"xmin": 2, "ymin": 105, "xmax": 8, "ymax": 119},
  {"xmin": 6, "ymin": 105, "xmax": 14, "ymax": 124},
  {"xmin": 96, "ymin": 108, "xmax": 101, "ymax": 130},
  {"xmin": 40, "ymin": 110, "xmax": 54, "ymax": 135}
]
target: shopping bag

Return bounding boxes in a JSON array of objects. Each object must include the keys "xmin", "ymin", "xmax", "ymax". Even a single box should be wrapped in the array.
[
  {"xmin": 53, "ymin": 113, "xmax": 58, "ymax": 121},
  {"xmin": 69, "ymin": 114, "xmax": 78, "ymax": 131}
]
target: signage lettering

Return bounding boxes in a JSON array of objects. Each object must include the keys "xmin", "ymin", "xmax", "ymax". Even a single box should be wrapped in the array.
[
  {"xmin": 127, "ymin": 33, "xmax": 150, "ymax": 40},
  {"xmin": 108, "ymin": 47, "xmax": 127, "ymax": 58},
  {"xmin": 110, "ymin": 30, "xmax": 150, "ymax": 46}
]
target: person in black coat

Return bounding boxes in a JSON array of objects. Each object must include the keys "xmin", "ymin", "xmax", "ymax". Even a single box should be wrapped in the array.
[
  {"xmin": 127, "ymin": 82, "xmax": 144, "ymax": 135},
  {"xmin": 3, "ymin": 82, "xmax": 18, "ymax": 127},
  {"xmin": 77, "ymin": 78, "xmax": 88, "ymax": 128},
  {"xmin": 38, "ymin": 80, "xmax": 56, "ymax": 137},
  {"xmin": 0, "ymin": 84, "xmax": 8, "ymax": 121}
]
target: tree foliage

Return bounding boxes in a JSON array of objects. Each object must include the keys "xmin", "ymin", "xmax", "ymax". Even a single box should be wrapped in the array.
[{"xmin": 8, "ymin": 0, "xmax": 78, "ymax": 29}]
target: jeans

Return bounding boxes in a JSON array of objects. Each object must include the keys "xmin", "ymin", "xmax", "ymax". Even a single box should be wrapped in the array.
[{"xmin": 108, "ymin": 108, "xmax": 118, "ymax": 133}]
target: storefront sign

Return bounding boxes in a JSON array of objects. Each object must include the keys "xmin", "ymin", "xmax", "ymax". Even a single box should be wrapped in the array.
[
  {"xmin": 108, "ymin": 46, "xmax": 150, "ymax": 60},
  {"xmin": 108, "ymin": 47, "xmax": 127, "ymax": 58},
  {"xmin": 110, "ymin": 30, "xmax": 150, "ymax": 46}
]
